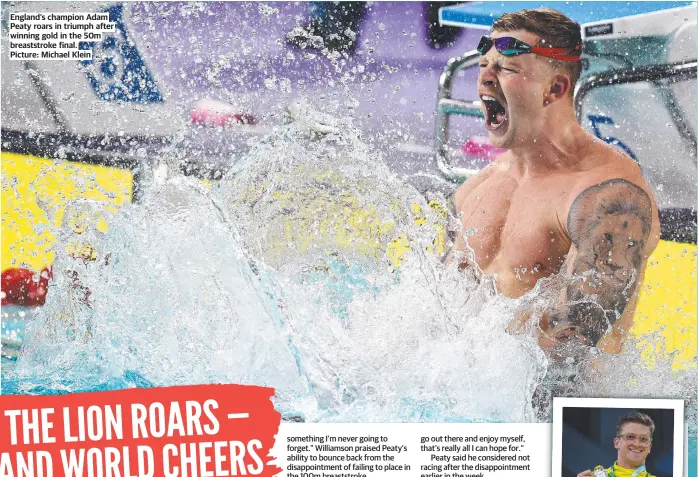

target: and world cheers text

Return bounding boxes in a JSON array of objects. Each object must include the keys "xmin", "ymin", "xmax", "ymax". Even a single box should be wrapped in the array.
[{"xmin": 0, "ymin": 384, "xmax": 282, "ymax": 477}]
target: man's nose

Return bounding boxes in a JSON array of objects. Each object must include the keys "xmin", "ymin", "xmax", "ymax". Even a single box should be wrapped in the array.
[{"xmin": 478, "ymin": 64, "xmax": 498, "ymax": 87}]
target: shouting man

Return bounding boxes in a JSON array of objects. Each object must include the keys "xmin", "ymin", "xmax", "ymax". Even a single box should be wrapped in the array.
[{"xmin": 450, "ymin": 8, "xmax": 659, "ymax": 353}]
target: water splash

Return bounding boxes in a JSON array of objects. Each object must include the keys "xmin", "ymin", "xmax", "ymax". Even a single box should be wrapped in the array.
[{"xmin": 5, "ymin": 110, "xmax": 694, "ymax": 427}]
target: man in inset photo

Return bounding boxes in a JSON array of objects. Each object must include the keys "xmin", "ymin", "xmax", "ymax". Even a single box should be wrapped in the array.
[{"xmin": 577, "ymin": 412, "xmax": 655, "ymax": 477}]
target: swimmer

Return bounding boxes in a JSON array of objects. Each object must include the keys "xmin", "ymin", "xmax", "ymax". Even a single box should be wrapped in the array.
[
  {"xmin": 577, "ymin": 411, "xmax": 656, "ymax": 477},
  {"xmin": 449, "ymin": 8, "xmax": 659, "ymax": 353}
]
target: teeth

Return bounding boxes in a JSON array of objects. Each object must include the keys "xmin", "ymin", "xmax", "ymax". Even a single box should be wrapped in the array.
[{"xmin": 481, "ymin": 95, "xmax": 497, "ymax": 102}]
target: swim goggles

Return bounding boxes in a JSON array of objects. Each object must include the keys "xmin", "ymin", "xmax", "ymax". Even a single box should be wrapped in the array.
[{"xmin": 477, "ymin": 35, "xmax": 582, "ymax": 62}]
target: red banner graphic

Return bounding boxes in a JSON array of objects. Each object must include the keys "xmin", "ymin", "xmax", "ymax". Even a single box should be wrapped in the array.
[{"xmin": 0, "ymin": 384, "xmax": 281, "ymax": 477}]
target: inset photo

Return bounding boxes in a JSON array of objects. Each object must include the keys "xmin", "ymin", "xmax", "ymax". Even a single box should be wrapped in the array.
[{"xmin": 552, "ymin": 397, "xmax": 684, "ymax": 477}]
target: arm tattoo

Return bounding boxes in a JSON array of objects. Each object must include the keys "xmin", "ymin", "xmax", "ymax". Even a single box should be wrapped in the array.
[{"xmin": 553, "ymin": 179, "xmax": 652, "ymax": 346}]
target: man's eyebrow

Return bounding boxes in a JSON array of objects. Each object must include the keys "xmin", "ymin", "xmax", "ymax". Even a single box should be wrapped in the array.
[{"xmin": 501, "ymin": 59, "xmax": 522, "ymax": 69}]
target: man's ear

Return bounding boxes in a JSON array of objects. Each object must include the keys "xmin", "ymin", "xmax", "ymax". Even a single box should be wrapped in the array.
[
  {"xmin": 544, "ymin": 74, "xmax": 572, "ymax": 105},
  {"xmin": 613, "ymin": 437, "xmax": 621, "ymax": 449}
]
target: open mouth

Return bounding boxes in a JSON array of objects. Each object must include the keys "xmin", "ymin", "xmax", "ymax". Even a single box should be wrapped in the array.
[{"xmin": 481, "ymin": 95, "xmax": 508, "ymax": 131}]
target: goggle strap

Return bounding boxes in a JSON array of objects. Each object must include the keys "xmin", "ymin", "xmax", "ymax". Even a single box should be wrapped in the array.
[{"xmin": 530, "ymin": 46, "xmax": 582, "ymax": 62}]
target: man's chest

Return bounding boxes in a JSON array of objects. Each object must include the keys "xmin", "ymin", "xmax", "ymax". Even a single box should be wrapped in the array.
[{"xmin": 458, "ymin": 177, "xmax": 571, "ymax": 274}]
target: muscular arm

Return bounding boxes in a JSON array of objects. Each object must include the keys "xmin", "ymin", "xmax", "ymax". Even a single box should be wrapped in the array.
[
  {"xmin": 443, "ymin": 174, "xmax": 479, "ymax": 263},
  {"xmin": 443, "ymin": 189, "xmax": 464, "ymax": 264},
  {"xmin": 549, "ymin": 178, "xmax": 657, "ymax": 349},
  {"xmin": 443, "ymin": 163, "xmax": 499, "ymax": 264}
]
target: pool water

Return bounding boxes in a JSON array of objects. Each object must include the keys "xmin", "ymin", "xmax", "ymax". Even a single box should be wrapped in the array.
[{"xmin": 1, "ymin": 115, "xmax": 695, "ymax": 451}]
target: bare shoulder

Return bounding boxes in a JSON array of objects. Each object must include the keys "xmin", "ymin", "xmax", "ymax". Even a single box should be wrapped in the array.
[
  {"xmin": 576, "ymin": 139, "xmax": 649, "ymax": 195},
  {"xmin": 564, "ymin": 140, "xmax": 660, "ymax": 254},
  {"xmin": 452, "ymin": 152, "xmax": 511, "ymax": 212}
]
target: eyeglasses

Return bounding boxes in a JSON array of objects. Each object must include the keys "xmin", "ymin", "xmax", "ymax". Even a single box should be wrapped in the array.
[
  {"xmin": 477, "ymin": 35, "xmax": 582, "ymax": 62},
  {"xmin": 617, "ymin": 434, "xmax": 652, "ymax": 445}
]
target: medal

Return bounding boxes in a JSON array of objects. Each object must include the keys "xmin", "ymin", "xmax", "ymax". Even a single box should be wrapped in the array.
[{"xmin": 594, "ymin": 465, "xmax": 609, "ymax": 477}]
